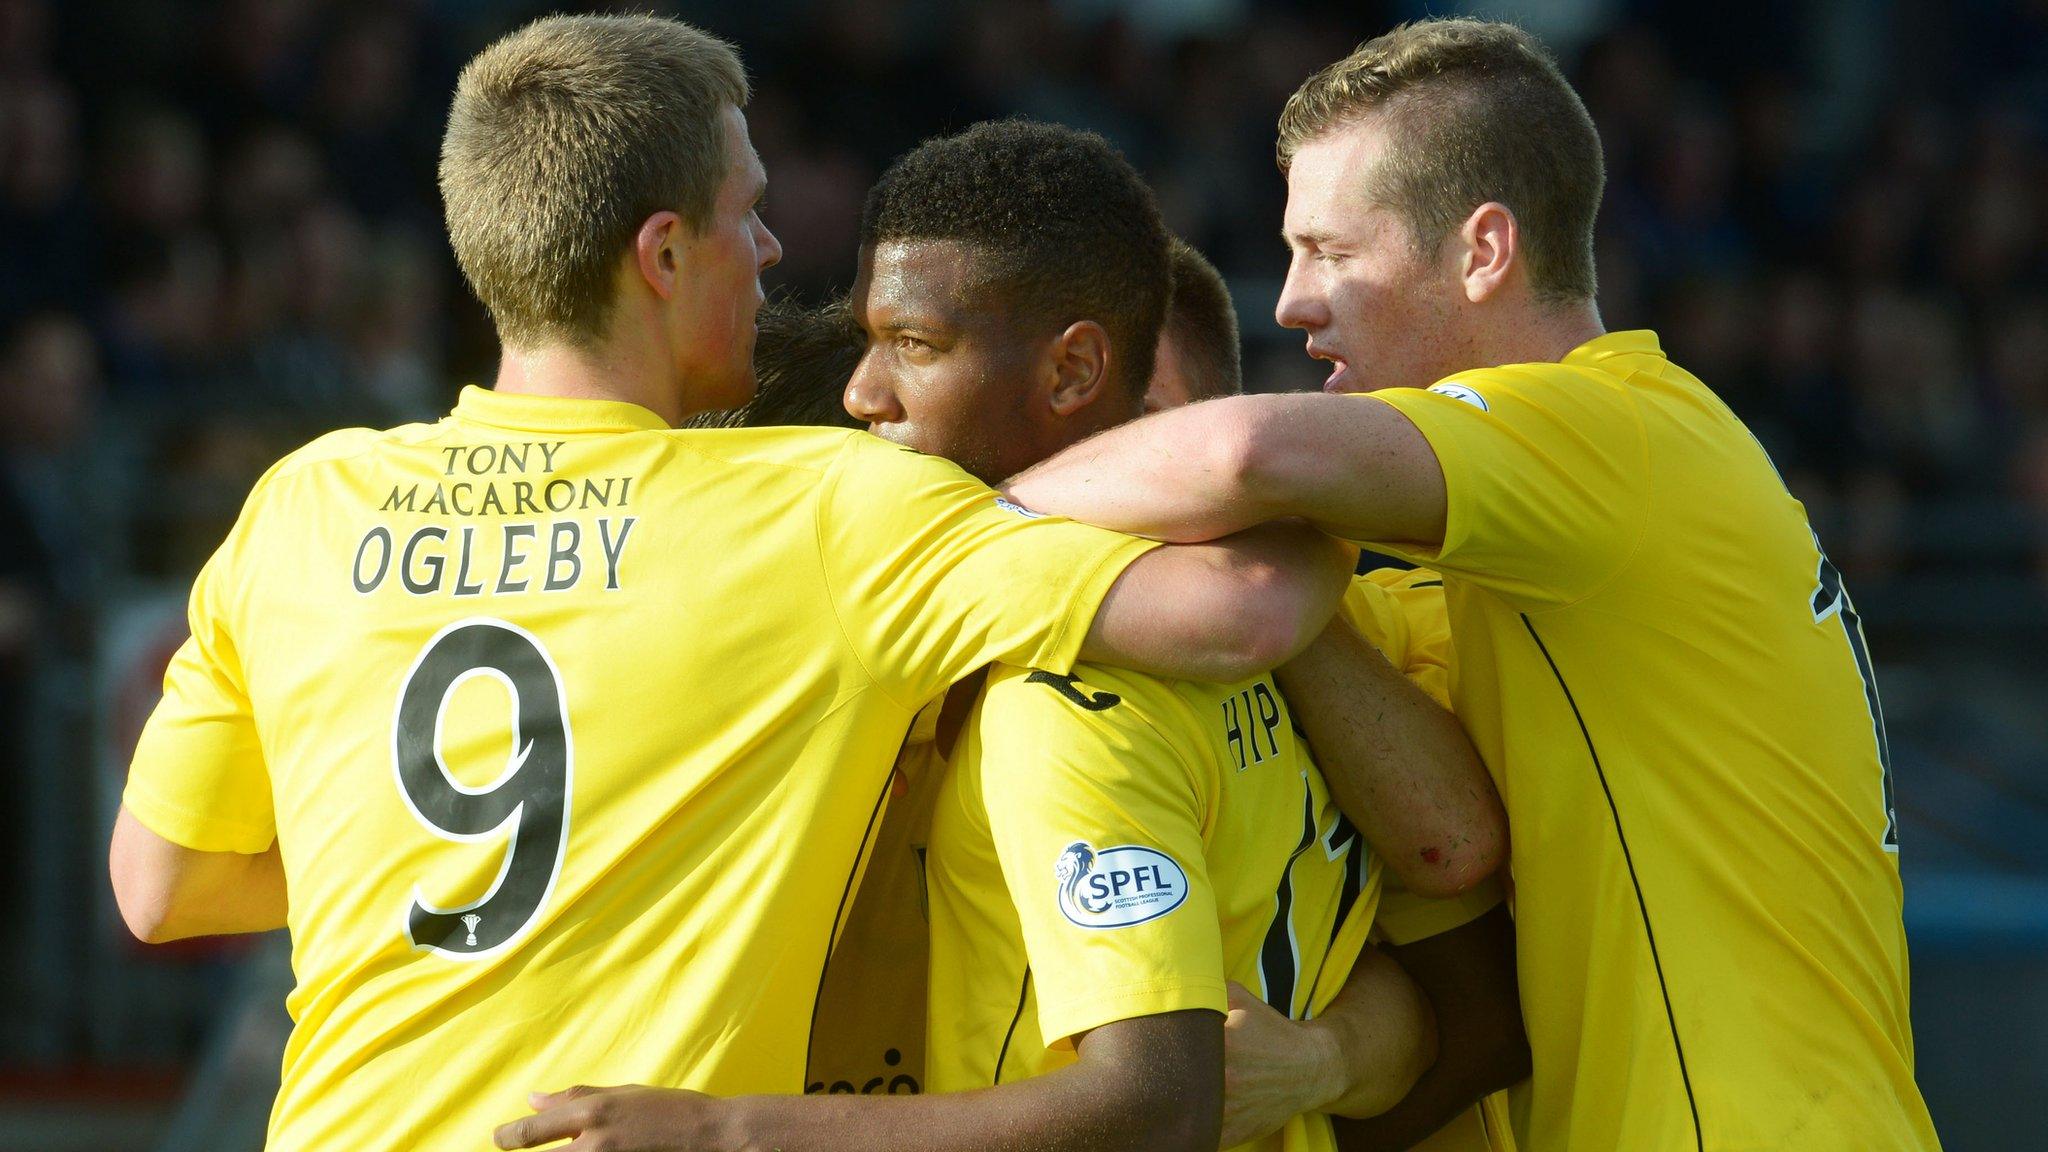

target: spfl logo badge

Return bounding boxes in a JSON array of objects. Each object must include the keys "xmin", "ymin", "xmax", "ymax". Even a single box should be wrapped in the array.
[
  {"xmin": 1053, "ymin": 842, "xmax": 1190, "ymax": 929},
  {"xmin": 994, "ymin": 496, "xmax": 1047, "ymax": 519},
  {"xmin": 1427, "ymin": 382, "xmax": 1490, "ymax": 411}
]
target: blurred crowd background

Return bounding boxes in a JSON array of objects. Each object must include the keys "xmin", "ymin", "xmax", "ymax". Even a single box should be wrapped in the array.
[{"xmin": 2, "ymin": 0, "xmax": 2044, "ymax": 1148}]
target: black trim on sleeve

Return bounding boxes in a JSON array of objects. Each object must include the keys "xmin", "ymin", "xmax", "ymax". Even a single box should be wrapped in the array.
[
  {"xmin": 804, "ymin": 770, "xmax": 897, "ymax": 1091},
  {"xmin": 992, "ymin": 967, "xmax": 1033, "ymax": 1085},
  {"xmin": 1521, "ymin": 614, "xmax": 1704, "ymax": 1151}
]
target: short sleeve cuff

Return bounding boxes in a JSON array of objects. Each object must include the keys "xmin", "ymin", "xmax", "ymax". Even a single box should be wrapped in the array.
[
  {"xmin": 1031, "ymin": 535, "xmax": 1162, "ymax": 677},
  {"xmin": 1036, "ymin": 974, "xmax": 1229, "ymax": 1050},
  {"xmin": 1352, "ymin": 389, "xmax": 1473, "ymax": 567},
  {"xmin": 122, "ymin": 775, "xmax": 275, "ymax": 854}
]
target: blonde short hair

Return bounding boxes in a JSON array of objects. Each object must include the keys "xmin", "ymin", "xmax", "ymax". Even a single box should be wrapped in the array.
[
  {"xmin": 1278, "ymin": 19, "xmax": 1602, "ymax": 302},
  {"xmin": 439, "ymin": 14, "xmax": 749, "ymax": 347}
]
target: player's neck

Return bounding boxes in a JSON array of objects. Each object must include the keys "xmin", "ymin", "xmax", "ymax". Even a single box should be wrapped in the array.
[
  {"xmin": 1475, "ymin": 297, "xmax": 1606, "ymax": 369},
  {"xmin": 493, "ymin": 338, "xmax": 683, "ymax": 427}
]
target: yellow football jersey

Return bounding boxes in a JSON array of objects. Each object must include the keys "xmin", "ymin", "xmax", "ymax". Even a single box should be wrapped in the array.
[
  {"xmin": 926, "ymin": 662, "xmax": 1381, "ymax": 1152},
  {"xmin": 1360, "ymin": 331, "xmax": 1938, "ymax": 1150},
  {"xmin": 121, "ymin": 387, "xmax": 1156, "ymax": 1151}
]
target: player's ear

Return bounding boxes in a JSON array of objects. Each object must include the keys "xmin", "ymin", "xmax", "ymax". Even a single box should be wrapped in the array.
[
  {"xmin": 634, "ymin": 211, "xmax": 686, "ymax": 299},
  {"xmin": 1047, "ymin": 320, "xmax": 1111, "ymax": 417},
  {"xmin": 1459, "ymin": 202, "xmax": 1517, "ymax": 304}
]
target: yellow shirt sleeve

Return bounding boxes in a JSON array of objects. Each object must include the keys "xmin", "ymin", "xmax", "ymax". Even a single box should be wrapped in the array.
[
  {"xmin": 970, "ymin": 666, "xmax": 1228, "ymax": 1049},
  {"xmin": 818, "ymin": 435, "xmax": 1159, "ymax": 709},
  {"xmin": 123, "ymin": 517, "xmax": 275, "ymax": 854},
  {"xmin": 1373, "ymin": 874, "xmax": 1506, "ymax": 948},
  {"xmin": 1363, "ymin": 372, "xmax": 1650, "ymax": 610}
]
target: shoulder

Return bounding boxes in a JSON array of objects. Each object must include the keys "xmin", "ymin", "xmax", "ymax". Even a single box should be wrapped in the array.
[
  {"xmin": 662, "ymin": 425, "xmax": 869, "ymax": 474},
  {"xmin": 817, "ymin": 432, "xmax": 985, "ymax": 494},
  {"xmin": 981, "ymin": 663, "xmax": 1210, "ymax": 759},
  {"xmin": 234, "ymin": 424, "xmax": 420, "ymax": 522},
  {"xmin": 264, "ymin": 425, "xmax": 402, "ymax": 485},
  {"xmin": 1429, "ymin": 359, "xmax": 1623, "ymax": 413}
]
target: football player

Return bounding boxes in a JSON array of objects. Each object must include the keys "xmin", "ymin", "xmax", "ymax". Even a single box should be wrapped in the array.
[
  {"xmin": 495, "ymin": 122, "xmax": 1505, "ymax": 1152},
  {"xmin": 107, "ymin": 17, "xmax": 1357, "ymax": 1150},
  {"xmin": 1006, "ymin": 19, "xmax": 1941, "ymax": 1152}
]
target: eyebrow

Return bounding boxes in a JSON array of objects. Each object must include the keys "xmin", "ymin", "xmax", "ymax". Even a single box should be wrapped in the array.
[
  {"xmin": 870, "ymin": 309, "xmax": 955, "ymax": 333},
  {"xmin": 1283, "ymin": 227, "xmax": 1340, "ymax": 247}
]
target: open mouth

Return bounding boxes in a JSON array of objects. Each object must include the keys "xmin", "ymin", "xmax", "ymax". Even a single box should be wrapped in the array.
[{"xmin": 1309, "ymin": 346, "xmax": 1353, "ymax": 393}]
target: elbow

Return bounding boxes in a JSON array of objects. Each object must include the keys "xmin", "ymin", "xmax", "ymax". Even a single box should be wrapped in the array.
[
  {"xmin": 1206, "ymin": 575, "xmax": 1316, "ymax": 681},
  {"xmin": 1393, "ymin": 822, "xmax": 1508, "ymax": 900},
  {"xmin": 1390, "ymin": 862, "xmax": 1474, "ymax": 902},
  {"xmin": 1225, "ymin": 547, "xmax": 1353, "ymax": 679},
  {"xmin": 108, "ymin": 817, "xmax": 179, "ymax": 944},
  {"xmin": 110, "ymin": 871, "xmax": 175, "ymax": 944},
  {"xmin": 1240, "ymin": 593, "xmax": 1313, "ymax": 678},
  {"xmin": 1387, "ymin": 775, "xmax": 1509, "ymax": 899}
]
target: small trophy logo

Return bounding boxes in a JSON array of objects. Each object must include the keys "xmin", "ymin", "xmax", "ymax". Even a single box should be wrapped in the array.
[{"xmin": 461, "ymin": 913, "xmax": 482, "ymax": 947}]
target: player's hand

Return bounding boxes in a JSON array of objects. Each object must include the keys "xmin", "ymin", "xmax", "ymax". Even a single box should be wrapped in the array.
[
  {"xmin": 1220, "ymin": 981, "xmax": 1344, "ymax": 1148},
  {"xmin": 493, "ymin": 1085, "xmax": 734, "ymax": 1151}
]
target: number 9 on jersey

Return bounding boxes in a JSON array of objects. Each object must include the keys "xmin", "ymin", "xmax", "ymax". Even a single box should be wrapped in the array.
[{"xmin": 393, "ymin": 618, "xmax": 574, "ymax": 959}]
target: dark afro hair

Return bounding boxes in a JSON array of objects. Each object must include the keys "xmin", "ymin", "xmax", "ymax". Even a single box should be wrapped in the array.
[{"xmin": 860, "ymin": 119, "xmax": 1171, "ymax": 398}]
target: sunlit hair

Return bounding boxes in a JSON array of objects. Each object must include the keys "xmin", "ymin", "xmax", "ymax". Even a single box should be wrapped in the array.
[
  {"xmin": 1277, "ymin": 18, "xmax": 1602, "ymax": 302},
  {"xmin": 440, "ymin": 14, "xmax": 749, "ymax": 348}
]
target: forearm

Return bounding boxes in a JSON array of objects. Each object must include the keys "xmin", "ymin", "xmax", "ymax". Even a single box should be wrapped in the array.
[
  {"xmin": 724, "ymin": 1069, "xmax": 1211, "ymax": 1152},
  {"xmin": 1275, "ymin": 620, "xmax": 1503, "ymax": 896},
  {"xmin": 1307, "ymin": 946, "xmax": 1438, "ymax": 1120},
  {"xmin": 111, "ymin": 806, "xmax": 287, "ymax": 942},
  {"xmin": 1007, "ymin": 394, "xmax": 1445, "ymax": 547},
  {"xmin": 496, "ymin": 1012, "xmax": 1224, "ymax": 1152},
  {"xmin": 1004, "ymin": 398, "xmax": 1278, "ymax": 543},
  {"xmin": 1081, "ymin": 522, "xmax": 1356, "ymax": 682}
]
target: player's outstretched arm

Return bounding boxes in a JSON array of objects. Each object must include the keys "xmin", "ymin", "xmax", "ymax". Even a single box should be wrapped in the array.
[
  {"xmin": 1219, "ymin": 948, "xmax": 1436, "ymax": 1146},
  {"xmin": 109, "ymin": 805, "xmax": 287, "ymax": 942},
  {"xmin": 1333, "ymin": 906, "xmax": 1530, "ymax": 1151},
  {"xmin": 1080, "ymin": 521, "xmax": 1357, "ymax": 682},
  {"xmin": 492, "ymin": 1009, "xmax": 1222, "ymax": 1152},
  {"xmin": 1275, "ymin": 617, "xmax": 1504, "ymax": 897},
  {"xmin": 1005, "ymin": 394, "xmax": 1447, "ymax": 547}
]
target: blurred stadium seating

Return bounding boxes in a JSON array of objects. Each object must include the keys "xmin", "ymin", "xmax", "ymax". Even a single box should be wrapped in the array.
[{"xmin": 1, "ymin": 0, "xmax": 2042, "ymax": 1148}]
